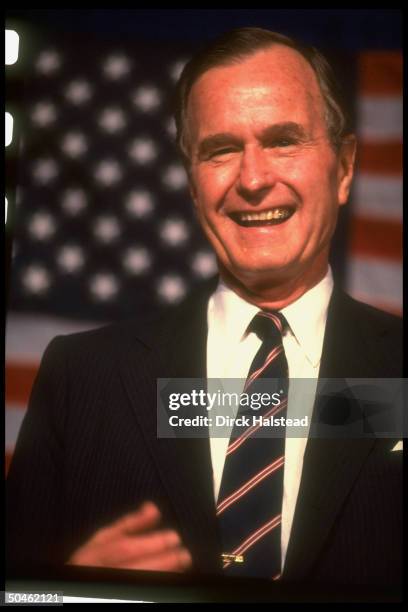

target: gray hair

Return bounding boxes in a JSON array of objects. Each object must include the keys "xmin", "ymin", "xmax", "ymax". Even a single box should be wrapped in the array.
[{"xmin": 174, "ymin": 27, "xmax": 351, "ymax": 167}]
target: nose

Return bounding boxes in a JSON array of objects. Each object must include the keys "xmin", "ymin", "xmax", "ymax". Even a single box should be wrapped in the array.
[{"xmin": 236, "ymin": 146, "xmax": 276, "ymax": 203}]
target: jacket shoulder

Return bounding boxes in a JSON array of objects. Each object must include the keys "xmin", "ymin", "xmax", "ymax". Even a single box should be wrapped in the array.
[
  {"xmin": 41, "ymin": 276, "xmax": 217, "ymax": 363},
  {"xmin": 321, "ymin": 288, "xmax": 402, "ymax": 378},
  {"xmin": 339, "ymin": 291, "xmax": 402, "ymax": 337}
]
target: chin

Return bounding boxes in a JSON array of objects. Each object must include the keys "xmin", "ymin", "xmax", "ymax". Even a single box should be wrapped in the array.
[{"xmin": 223, "ymin": 261, "xmax": 293, "ymax": 286}]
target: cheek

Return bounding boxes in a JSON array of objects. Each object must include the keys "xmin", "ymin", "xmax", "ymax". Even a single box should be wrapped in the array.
[
  {"xmin": 196, "ymin": 159, "xmax": 239, "ymax": 199},
  {"xmin": 299, "ymin": 159, "xmax": 339, "ymax": 207},
  {"xmin": 194, "ymin": 167, "xmax": 234, "ymax": 212}
]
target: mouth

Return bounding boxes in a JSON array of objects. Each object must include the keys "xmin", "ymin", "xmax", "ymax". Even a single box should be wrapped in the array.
[{"xmin": 229, "ymin": 206, "xmax": 296, "ymax": 227}]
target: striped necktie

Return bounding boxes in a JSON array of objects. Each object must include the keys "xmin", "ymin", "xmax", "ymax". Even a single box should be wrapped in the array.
[{"xmin": 217, "ymin": 311, "xmax": 288, "ymax": 580}]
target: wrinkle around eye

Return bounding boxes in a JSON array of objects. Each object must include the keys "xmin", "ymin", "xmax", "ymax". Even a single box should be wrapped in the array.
[
  {"xmin": 263, "ymin": 139, "xmax": 318, "ymax": 156},
  {"xmin": 202, "ymin": 149, "xmax": 241, "ymax": 163},
  {"xmin": 264, "ymin": 139, "xmax": 300, "ymax": 149}
]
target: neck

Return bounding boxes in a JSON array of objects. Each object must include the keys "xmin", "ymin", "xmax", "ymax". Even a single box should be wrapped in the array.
[{"xmin": 219, "ymin": 261, "xmax": 329, "ymax": 311}]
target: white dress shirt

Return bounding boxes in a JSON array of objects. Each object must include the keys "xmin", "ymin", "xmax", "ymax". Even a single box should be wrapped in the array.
[{"xmin": 206, "ymin": 267, "xmax": 334, "ymax": 570}]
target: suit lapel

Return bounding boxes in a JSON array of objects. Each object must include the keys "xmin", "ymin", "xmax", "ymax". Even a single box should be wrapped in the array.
[
  {"xmin": 119, "ymin": 281, "xmax": 222, "ymax": 573},
  {"xmin": 283, "ymin": 288, "xmax": 382, "ymax": 580}
]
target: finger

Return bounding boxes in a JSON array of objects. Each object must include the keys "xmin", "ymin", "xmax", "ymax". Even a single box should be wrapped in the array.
[
  {"xmin": 95, "ymin": 502, "xmax": 162, "ymax": 543},
  {"xmin": 118, "ymin": 502, "xmax": 162, "ymax": 535},
  {"xmin": 124, "ymin": 547, "xmax": 193, "ymax": 572},
  {"xmin": 108, "ymin": 529, "xmax": 182, "ymax": 564},
  {"xmin": 66, "ymin": 531, "xmax": 187, "ymax": 569}
]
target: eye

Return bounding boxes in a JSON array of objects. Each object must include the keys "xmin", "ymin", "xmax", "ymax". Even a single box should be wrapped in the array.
[
  {"xmin": 206, "ymin": 147, "xmax": 239, "ymax": 161},
  {"xmin": 211, "ymin": 147, "xmax": 237, "ymax": 157},
  {"xmin": 268, "ymin": 137, "xmax": 297, "ymax": 148}
]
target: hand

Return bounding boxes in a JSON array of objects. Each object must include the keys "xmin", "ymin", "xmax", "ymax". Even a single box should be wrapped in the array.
[{"xmin": 66, "ymin": 501, "xmax": 192, "ymax": 572}]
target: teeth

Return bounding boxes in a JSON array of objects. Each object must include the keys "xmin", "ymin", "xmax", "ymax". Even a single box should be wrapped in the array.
[{"xmin": 239, "ymin": 208, "xmax": 291, "ymax": 222}]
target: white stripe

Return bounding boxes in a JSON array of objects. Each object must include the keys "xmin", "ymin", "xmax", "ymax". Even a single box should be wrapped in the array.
[
  {"xmin": 358, "ymin": 96, "xmax": 402, "ymax": 141},
  {"xmin": 227, "ymin": 399, "xmax": 287, "ymax": 455},
  {"xmin": 392, "ymin": 441, "xmax": 403, "ymax": 451},
  {"xmin": 353, "ymin": 175, "xmax": 402, "ymax": 221},
  {"xmin": 234, "ymin": 515, "xmax": 281, "ymax": 556},
  {"xmin": 245, "ymin": 346, "xmax": 282, "ymax": 390},
  {"xmin": 217, "ymin": 456, "xmax": 284, "ymax": 514},
  {"xmin": 6, "ymin": 313, "xmax": 104, "ymax": 361},
  {"xmin": 6, "ymin": 404, "xmax": 27, "ymax": 447},
  {"xmin": 63, "ymin": 597, "xmax": 151, "ymax": 603},
  {"xmin": 346, "ymin": 256, "xmax": 402, "ymax": 310}
]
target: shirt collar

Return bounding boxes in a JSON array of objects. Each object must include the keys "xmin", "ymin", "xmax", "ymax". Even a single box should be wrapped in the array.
[
  {"xmin": 280, "ymin": 268, "xmax": 333, "ymax": 367},
  {"xmin": 208, "ymin": 280, "xmax": 259, "ymax": 346},
  {"xmin": 209, "ymin": 267, "xmax": 333, "ymax": 367}
]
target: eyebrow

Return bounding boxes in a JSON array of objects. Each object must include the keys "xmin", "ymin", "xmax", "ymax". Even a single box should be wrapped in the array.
[
  {"xmin": 197, "ymin": 133, "xmax": 241, "ymax": 159},
  {"xmin": 261, "ymin": 122, "xmax": 308, "ymax": 142},
  {"xmin": 197, "ymin": 122, "xmax": 308, "ymax": 158}
]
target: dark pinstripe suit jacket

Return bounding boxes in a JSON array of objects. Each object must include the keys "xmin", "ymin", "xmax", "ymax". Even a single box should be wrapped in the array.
[{"xmin": 6, "ymin": 282, "xmax": 403, "ymax": 585}]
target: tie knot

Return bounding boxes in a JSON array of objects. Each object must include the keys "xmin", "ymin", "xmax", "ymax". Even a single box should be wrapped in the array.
[{"xmin": 249, "ymin": 311, "xmax": 286, "ymax": 343}]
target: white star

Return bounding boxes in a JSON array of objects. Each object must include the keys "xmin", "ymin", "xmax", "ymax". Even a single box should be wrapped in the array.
[
  {"xmin": 30, "ymin": 102, "xmax": 57, "ymax": 127},
  {"xmin": 28, "ymin": 212, "xmax": 56, "ymax": 241},
  {"xmin": 169, "ymin": 59, "xmax": 188, "ymax": 82},
  {"xmin": 125, "ymin": 190, "xmax": 154, "ymax": 218},
  {"xmin": 132, "ymin": 86, "xmax": 161, "ymax": 112},
  {"xmin": 61, "ymin": 132, "xmax": 88, "ymax": 158},
  {"xmin": 89, "ymin": 273, "xmax": 119, "ymax": 301},
  {"xmin": 165, "ymin": 117, "xmax": 177, "ymax": 139},
  {"xmin": 191, "ymin": 251, "xmax": 217, "ymax": 278},
  {"xmin": 35, "ymin": 50, "xmax": 61, "ymax": 75},
  {"xmin": 94, "ymin": 160, "xmax": 122, "ymax": 186},
  {"xmin": 98, "ymin": 108, "xmax": 126, "ymax": 134},
  {"xmin": 61, "ymin": 189, "xmax": 87, "ymax": 215},
  {"xmin": 65, "ymin": 80, "xmax": 92, "ymax": 105},
  {"xmin": 32, "ymin": 159, "xmax": 59, "ymax": 184},
  {"xmin": 122, "ymin": 247, "xmax": 152, "ymax": 275},
  {"xmin": 22, "ymin": 265, "xmax": 51, "ymax": 294},
  {"xmin": 162, "ymin": 164, "xmax": 188, "ymax": 190},
  {"xmin": 57, "ymin": 245, "xmax": 85, "ymax": 273},
  {"xmin": 157, "ymin": 275, "xmax": 187, "ymax": 304},
  {"xmin": 128, "ymin": 138, "xmax": 158, "ymax": 164},
  {"xmin": 93, "ymin": 216, "xmax": 121, "ymax": 243},
  {"xmin": 103, "ymin": 54, "xmax": 131, "ymax": 80},
  {"xmin": 160, "ymin": 219, "xmax": 189, "ymax": 246}
]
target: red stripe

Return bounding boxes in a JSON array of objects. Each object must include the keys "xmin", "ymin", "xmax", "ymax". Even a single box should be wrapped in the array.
[
  {"xmin": 359, "ymin": 52, "xmax": 402, "ymax": 96},
  {"xmin": 257, "ymin": 311, "xmax": 283, "ymax": 332},
  {"xmin": 6, "ymin": 362, "xmax": 39, "ymax": 405},
  {"xmin": 5, "ymin": 450, "xmax": 13, "ymax": 477},
  {"xmin": 363, "ymin": 302, "xmax": 402, "ymax": 317},
  {"xmin": 223, "ymin": 515, "xmax": 282, "ymax": 569},
  {"xmin": 349, "ymin": 297, "xmax": 402, "ymax": 318},
  {"xmin": 358, "ymin": 143, "xmax": 402, "ymax": 176},
  {"xmin": 226, "ymin": 398, "xmax": 287, "ymax": 455},
  {"xmin": 349, "ymin": 217, "xmax": 402, "ymax": 262},
  {"xmin": 217, "ymin": 455, "xmax": 284, "ymax": 515},
  {"xmin": 244, "ymin": 346, "xmax": 282, "ymax": 391},
  {"xmin": 233, "ymin": 515, "xmax": 281, "ymax": 557}
]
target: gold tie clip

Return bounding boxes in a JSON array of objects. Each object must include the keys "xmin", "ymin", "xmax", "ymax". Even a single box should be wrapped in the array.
[{"xmin": 222, "ymin": 553, "xmax": 244, "ymax": 563}]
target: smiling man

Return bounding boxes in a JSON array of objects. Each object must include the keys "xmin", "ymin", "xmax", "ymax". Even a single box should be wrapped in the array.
[
  {"xmin": 183, "ymin": 40, "xmax": 355, "ymax": 308},
  {"xmin": 7, "ymin": 28, "xmax": 402, "ymax": 589}
]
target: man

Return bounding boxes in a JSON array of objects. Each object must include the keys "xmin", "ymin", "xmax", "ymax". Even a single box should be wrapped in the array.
[{"xmin": 7, "ymin": 28, "xmax": 402, "ymax": 585}]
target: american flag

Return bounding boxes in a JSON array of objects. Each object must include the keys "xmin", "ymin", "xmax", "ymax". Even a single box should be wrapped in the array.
[{"xmin": 5, "ymin": 31, "xmax": 402, "ymax": 474}]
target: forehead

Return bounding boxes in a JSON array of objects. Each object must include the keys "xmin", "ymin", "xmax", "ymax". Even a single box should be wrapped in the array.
[{"xmin": 187, "ymin": 45, "xmax": 326, "ymax": 138}]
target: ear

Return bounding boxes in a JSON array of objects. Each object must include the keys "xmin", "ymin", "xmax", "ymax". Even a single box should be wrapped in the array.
[{"xmin": 337, "ymin": 135, "xmax": 357, "ymax": 206}]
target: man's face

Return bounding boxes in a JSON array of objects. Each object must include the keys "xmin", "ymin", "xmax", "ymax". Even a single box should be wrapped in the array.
[{"xmin": 186, "ymin": 46, "xmax": 355, "ymax": 289}]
